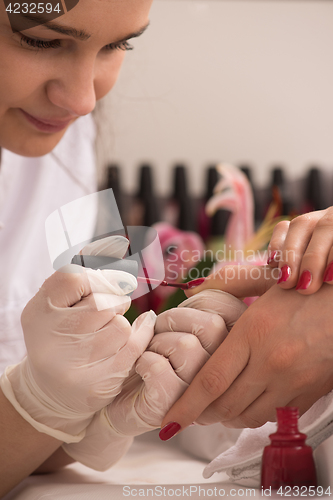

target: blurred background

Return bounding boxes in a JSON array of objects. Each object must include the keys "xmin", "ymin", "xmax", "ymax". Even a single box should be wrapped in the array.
[
  {"xmin": 93, "ymin": 0, "xmax": 333, "ymax": 316},
  {"xmin": 96, "ymin": 0, "xmax": 333, "ymax": 199}
]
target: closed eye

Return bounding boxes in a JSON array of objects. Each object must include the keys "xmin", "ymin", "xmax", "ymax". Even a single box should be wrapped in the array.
[
  {"xmin": 103, "ymin": 40, "xmax": 133, "ymax": 52},
  {"xmin": 20, "ymin": 34, "xmax": 61, "ymax": 49},
  {"xmin": 19, "ymin": 34, "xmax": 134, "ymax": 52}
]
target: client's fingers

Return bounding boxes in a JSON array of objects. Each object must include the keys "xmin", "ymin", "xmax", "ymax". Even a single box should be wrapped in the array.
[
  {"xmin": 160, "ymin": 329, "xmax": 251, "ymax": 434},
  {"xmin": 267, "ymin": 220, "xmax": 290, "ymax": 266},
  {"xmin": 185, "ymin": 265, "xmax": 278, "ymax": 298}
]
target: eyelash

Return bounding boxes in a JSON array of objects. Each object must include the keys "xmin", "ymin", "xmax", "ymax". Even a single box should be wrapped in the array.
[{"xmin": 19, "ymin": 34, "xmax": 134, "ymax": 52}]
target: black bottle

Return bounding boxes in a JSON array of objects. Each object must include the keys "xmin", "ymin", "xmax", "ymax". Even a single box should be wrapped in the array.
[
  {"xmin": 303, "ymin": 166, "xmax": 326, "ymax": 212},
  {"xmin": 106, "ymin": 163, "xmax": 123, "ymax": 218},
  {"xmin": 165, "ymin": 164, "xmax": 194, "ymax": 231},
  {"xmin": 136, "ymin": 163, "xmax": 160, "ymax": 227}
]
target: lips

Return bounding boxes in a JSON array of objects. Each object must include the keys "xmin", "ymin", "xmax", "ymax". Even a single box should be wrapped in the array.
[{"xmin": 20, "ymin": 109, "xmax": 74, "ymax": 133}]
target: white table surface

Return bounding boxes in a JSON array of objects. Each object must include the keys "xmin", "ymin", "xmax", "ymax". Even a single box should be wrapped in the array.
[{"xmin": 3, "ymin": 431, "xmax": 333, "ymax": 500}]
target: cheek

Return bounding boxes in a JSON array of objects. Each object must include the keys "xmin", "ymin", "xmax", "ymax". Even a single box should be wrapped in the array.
[
  {"xmin": 94, "ymin": 51, "xmax": 126, "ymax": 101},
  {"xmin": 0, "ymin": 50, "xmax": 47, "ymax": 108}
]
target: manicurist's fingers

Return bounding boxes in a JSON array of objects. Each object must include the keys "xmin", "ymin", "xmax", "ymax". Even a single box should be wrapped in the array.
[
  {"xmin": 180, "ymin": 290, "xmax": 247, "ymax": 330},
  {"xmin": 155, "ymin": 307, "xmax": 227, "ymax": 355},
  {"xmin": 148, "ymin": 332, "xmax": 210, "ymax": 384}
]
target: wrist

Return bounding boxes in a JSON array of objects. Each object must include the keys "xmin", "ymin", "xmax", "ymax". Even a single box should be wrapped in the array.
[
  {"xmin": 63, "ymin": 408, "xmax": 134, "ymax": 471},
  {"xmin": 1, "ymin": 362, "xmax": 91, "ymax": 443}
]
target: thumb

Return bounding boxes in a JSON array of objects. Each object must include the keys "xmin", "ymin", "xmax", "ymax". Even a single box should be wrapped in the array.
[
  {"xmin": 40, "ymin": 264, "xmax": 137, "ymax": 309},
  {"xmin": 40, "ymin": 264, "xmax": 97, "ymax": 308},
  {"xmin": 80, "ymin": 235, "xmax": 129, "ymax": 259},
  {"xmin": 185, "ymin": 265, "xmax": 279, "ymax": 299}
]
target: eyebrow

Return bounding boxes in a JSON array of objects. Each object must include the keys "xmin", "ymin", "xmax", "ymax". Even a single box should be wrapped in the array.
[{"xmin": 19, "ymin": 14, "xmax": 149, "ymax": 43}]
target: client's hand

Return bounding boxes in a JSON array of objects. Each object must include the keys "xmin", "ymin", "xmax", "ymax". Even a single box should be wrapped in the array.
[
  {"xmin": 63, "ymin": 290, "xmax": 247, "ymax": 470},
  {"xmin": 0, "ymin": 236, "xmax": 153, "ymax": 443},
  {"xmin": 161, "ymin": 283, "xmax": 333, "ymax": 434}
]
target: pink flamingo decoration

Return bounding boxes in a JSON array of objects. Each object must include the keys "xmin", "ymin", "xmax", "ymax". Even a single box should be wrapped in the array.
[{"xmin": 205, "ymin": 163, "xmax": 254, "ymax": 253}]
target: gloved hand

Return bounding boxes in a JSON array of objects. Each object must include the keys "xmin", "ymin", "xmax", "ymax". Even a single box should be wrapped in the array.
[
  {"xmin": 0, "ymin": 236, "xmax": 154, "ymax": 443},
  {"xmin": 160, "ymin": 289, "xmax": 248, "ymax": 353},
  {"xmin": 63, "ymin": 289, "xmax": 247, "ymax": 470}
]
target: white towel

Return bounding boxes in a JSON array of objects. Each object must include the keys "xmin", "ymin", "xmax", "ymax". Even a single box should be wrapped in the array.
[{"xmin": 203, "ymin": 391, "xmax": 333, "ymax": 487}]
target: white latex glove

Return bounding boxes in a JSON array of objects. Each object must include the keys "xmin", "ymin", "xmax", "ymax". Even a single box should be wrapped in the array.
[
  {"xmin": 158, "ymin": 289, "xmax": 248, "ymax": 353},
  {"xmin": 0, "ymin": 236, "xmax": 154, "ymax": 443},
  {"xmin": 63, "ymin": 289, "xmax": 247, "ymax": 470}
]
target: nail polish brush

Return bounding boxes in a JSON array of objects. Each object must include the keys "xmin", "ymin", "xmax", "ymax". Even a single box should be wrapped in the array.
[{"xmin": 137, "ymin": 276, "xmax": 205, "ymax": 290}]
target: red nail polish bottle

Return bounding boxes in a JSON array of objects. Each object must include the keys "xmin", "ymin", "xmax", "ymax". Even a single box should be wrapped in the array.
[{"xmin": 261, "ymin": 407, "xmax": 317, "ymax": 489}]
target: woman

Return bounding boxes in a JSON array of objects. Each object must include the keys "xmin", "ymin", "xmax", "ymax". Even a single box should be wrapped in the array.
[
  {"xmin": 1, "ymin": 0, "xmax": 332, "ymax": 495},
  {"xmin": 0, "ymin": 0, "xmax": 151, "ymax": 493}
]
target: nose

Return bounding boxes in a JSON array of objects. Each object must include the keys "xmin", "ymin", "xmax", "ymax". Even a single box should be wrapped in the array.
[{"xmin": 47, "ymin": 55, "xmax": 97, "ymax": 117}]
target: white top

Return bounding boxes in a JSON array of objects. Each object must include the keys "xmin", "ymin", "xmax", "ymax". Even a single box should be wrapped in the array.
[{"xmin": 0, "ymin": 114, "xmax": 97, "ymax": 374}]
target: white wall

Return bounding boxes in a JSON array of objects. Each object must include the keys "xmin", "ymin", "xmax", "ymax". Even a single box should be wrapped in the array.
[{"xmin": 97, "ymin": 0, "xmax": 333, "ymax": 196}]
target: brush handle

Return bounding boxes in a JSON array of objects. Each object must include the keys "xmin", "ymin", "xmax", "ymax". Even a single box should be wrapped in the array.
[{"xmin": 136, "ymin": 276, "xmax": 189, "ymax": 290}]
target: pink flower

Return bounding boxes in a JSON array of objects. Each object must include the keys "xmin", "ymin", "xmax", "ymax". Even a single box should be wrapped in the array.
[{"xmin": 152, "ymin": 222, "xmax": 205, "ymax": 286}]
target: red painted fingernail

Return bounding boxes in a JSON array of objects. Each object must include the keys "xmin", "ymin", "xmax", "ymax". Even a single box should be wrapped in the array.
[
  {"xmin": 296, "ymin": 270, "xmax": 312, "ymax": 290},
  {"xmin": 186, "ymin": 278, "xmax": 206, "ymax": 289},
  {"xmin": 159, "ymin": 422, "xmax": 181, "ymax": 441},
  {"xmin": 267, "ymin": 251, "xmax": 277, "ymax": 265},
  {"xmin": 323, "ymin": 261, "xmax": 333, "ymax": 283},
  {"xmin": 277, "ymin": 265, "xmax": 291, "ymax": 284}
]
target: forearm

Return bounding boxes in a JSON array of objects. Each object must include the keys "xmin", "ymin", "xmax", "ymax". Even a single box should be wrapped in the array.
[
  {"xmin": 0, "ymin": 388, "xmax": 62, "ymax": 498},
  {"xmin": 33, "ymin": 447, "xmax": 75, "ymax": 474}
]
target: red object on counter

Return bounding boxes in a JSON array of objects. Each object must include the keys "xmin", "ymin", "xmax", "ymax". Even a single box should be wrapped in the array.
[{"xmin": 261, "ymin": 407, "xmax": 317, "ymax": 489}]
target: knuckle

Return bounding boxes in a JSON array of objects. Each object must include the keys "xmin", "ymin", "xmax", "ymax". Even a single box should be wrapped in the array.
[
  {"xmin": 62, "ymin": 369, "xmax": 78, "ymax": 388},
  {"xmin": 238, "ymin": 412, "xmax": 266, "ymax": 429},
  {"xmin": 272, "ymin": 220, "xmax": 290, "ymax": 238},
  {"xmin": 214, "ymin": 400, "xmax": 235, "ymax": 421},
  {"xmin": 291, "ymin": 367, "xmax": 316, "ymax": 392},
  {"xmin": 199, "ymin": 367, "xmax": 227, "ymax": 398},
  {"xmin": 316, "ymin": 213, "xmax": 333, "ymax": 230},
  {"xmin": 324, "ymin": 206, "xmax": 333, "ymax": 218},
  {"xmin": 301, "ymin": 248, "xmax": 323, "ymax": 262},
  {"xmin": 178, "ymin": 333, "xmax": 201, "ymax": 351},
  {"xmin": 158, "ymin": 310, "xmax": 177, "ymax": 333},
  {"xmin": 268, "ymin": 342, "xmax": 299, "ymax": 373},
  {"xmin": 290, "ymin": 213, "xmax": 312, "ymax": 227}
]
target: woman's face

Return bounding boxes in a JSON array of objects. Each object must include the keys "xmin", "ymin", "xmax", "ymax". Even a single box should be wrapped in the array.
[{"xmin": 0, "ymin": 0, "xmax": 152, "ymax": 157}]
